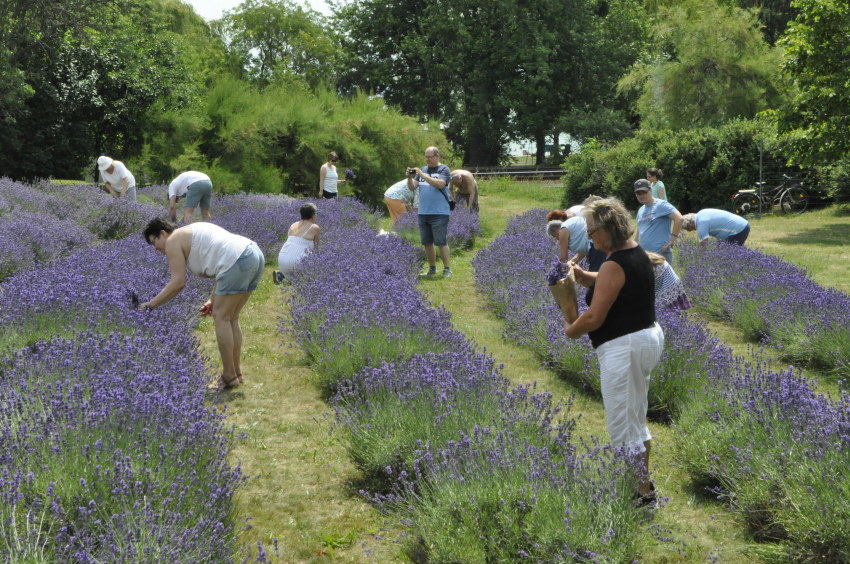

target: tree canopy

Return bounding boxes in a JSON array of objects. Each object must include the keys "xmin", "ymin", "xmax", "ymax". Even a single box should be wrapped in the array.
[
  {"xmin": 618, "ymin": 1, "xmax": 788, "ymax": 131},
  {"xmin": 333, "ymin": 0, "xmax": 646, "ymax": 165},
  {"xmin": 770, "ymin": 0, "xmax": 850, "ymax": 165}
]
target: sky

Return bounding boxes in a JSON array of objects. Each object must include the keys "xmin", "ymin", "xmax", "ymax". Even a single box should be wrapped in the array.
[{"xmin": 184, "ymin": 0, "xmax": 333, "ymax": 20}]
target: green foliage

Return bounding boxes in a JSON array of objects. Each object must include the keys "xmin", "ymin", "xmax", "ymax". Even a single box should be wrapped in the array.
[
  {"xmin": 334, "ymin": 0, "xmax": 646, "ymax": 165},
  {"xmin": 215, "ymin": 0, "xmax": 336, "ymax": 88},
  {"xmin": 769, "ymin": 0, "xmax": 850, "ymax": 166},
  {"xmin": 619, "ymin": 1, "xmax": 788, "ymax": 130},
  {"xmin": 136, "ymin": 76, "xmax": 450, "ymax": 204},
  {"xmin": 562, "ymin": 119, "xmax": 783, "ymax": 212},
  {"xmin": 0, "ymin": 0, "xmax": 205, "ymax": 180}
]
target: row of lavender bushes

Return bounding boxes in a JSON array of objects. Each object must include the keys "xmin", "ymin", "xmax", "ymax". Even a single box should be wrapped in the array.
[
  {"xmin": 0, "ymin": 231, "xmax": 248, "ymax": 560},
  {"xmin": 0, "ymin": 179, "xmax": 166, "ymax": 281},
  {"xmin": 283, "ymin": 222, "xmax": 659, "ymax": 562},
  {"xmin": 471, "ymin": 209, "xmax": 735, "ymax": 422},
  {"xmin": 473, "ymin": 209, "xmax": 850, "ymax": 560},
  {"xmin": 675, "ymin": 238, "xmax": 850, "ymax": 377},
  {"xmin": 0, "ymin": 185, "xmax": 387, "ymax": 561}
]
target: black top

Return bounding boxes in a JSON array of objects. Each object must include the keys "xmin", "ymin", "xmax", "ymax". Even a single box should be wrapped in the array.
[{"xmin": 585, "ymin": 245, "xmax": 656, "ymax": 348}]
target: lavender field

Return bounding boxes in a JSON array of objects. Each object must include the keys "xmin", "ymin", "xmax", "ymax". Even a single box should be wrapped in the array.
[
  {"xmin": 4, "ymin": 178, "xmax": 850, "ymax": 562},
  {"xmin": 470, "ymin": 207, "xmax": 850, "ymax": 562}
]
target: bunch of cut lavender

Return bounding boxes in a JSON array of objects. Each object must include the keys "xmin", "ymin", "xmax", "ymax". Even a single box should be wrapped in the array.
[
  {"xmin": 344, "ymin": 167, "xmax": 356, "ymax": 180},
  {"xmin": 546, "ymin": 260, "xmax": 571, "ymax": 286}
]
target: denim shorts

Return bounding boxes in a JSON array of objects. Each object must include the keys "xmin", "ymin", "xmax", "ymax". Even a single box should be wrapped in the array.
[
  {"xmin": 418, "ymin": 213, "xmax": 450, "ymax": 247},
  {"xmin": 215, "ymin": 242, "xmax": 265, "ymax": 295},
  {"xmin": 184, "ymin": 179, "xmax": 213, "ymax": 210}
]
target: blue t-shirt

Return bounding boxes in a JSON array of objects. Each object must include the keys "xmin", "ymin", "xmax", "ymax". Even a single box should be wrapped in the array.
[
  {"xmin": 636, "ymin": 199, "xmax": 678, "ymax": 253},
  {"xmin": 696, "ymin": 209, "xmax": 748, "ymax": 240},
  {"xmin": 415, "ymin": 164, "xmax": 452, "ymax": 215},
  {"xmin": 560, "ymin": 216, "xmax": 588, "ymax": 254}
]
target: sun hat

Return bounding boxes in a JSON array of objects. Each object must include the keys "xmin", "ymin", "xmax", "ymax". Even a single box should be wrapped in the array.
[
  {"xmin": 97, "ymin": 156, "xmax": 113, "ymax": 171},
  {"xmin": 634, "ymin": 179, "xmax": 651, "ymax": 192}
]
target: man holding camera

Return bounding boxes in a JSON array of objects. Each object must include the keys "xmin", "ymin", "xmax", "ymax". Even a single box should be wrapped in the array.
[{"xmin": 407, "ymin": 147, "xmax": 453, "ymax": 277}]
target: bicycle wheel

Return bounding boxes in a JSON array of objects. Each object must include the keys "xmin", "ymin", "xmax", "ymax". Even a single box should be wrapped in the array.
[
  {"xmin": 780, "ymin": 185, "xmax": 809, "ymax": 215},
  {"xmin": 733, "ymin": 193, "xmax": 760, "ymax": 215}
]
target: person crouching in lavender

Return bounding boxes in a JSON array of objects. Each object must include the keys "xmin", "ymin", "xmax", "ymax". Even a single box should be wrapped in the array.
[
  {"xmin": 563, "ymin": 198, "xmax": 664, "ymax": 506},
  {"xmin": 141, "ymin": 217, "xmax": 264, "ymax": 390}
]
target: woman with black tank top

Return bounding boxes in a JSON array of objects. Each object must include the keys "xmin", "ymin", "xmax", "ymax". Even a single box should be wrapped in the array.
[{"xmin": 563, "ymin": 198, "xmax": 665, "ymax": 505}]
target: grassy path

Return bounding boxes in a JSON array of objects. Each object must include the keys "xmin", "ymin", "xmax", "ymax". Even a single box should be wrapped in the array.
[{"xmin": 198, "ymin": 270, "xmax": 403, "ymax": 563}]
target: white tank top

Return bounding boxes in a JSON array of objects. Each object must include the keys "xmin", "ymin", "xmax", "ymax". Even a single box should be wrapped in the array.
[
  {"xmin": 322, "ymin": 165, "xmax": 338, "ymax": 193},
  {"xmin": 185, "ymin": 223, "xmax": 252, "ymax": 279}
]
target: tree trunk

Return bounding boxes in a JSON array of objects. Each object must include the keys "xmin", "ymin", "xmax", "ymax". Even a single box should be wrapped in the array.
[
  {"xmin": 550, "ymin": 132, "xmax": 560, "ymax": 161},
  {"xmin": 535, "ymin": 132, "xmax": 546, "ymax": 165}
]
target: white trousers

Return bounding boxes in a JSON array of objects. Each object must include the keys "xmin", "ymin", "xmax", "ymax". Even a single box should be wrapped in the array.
[{"xmin": 595, "ymin": 323, "xmax": 664, "ymax": 453}]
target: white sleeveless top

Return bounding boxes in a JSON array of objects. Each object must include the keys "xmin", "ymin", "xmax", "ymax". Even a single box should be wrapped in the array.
[
  {"xmin": 185, "ymin": 223, "xmax": 251, "ymax": 279},
  {"xmin": 322, "ymin": 165, "xmax": 338, "ymax": 193},
  {"xmin": 277, "ymin": 235, "xmax": 314, "ymax": 276}
]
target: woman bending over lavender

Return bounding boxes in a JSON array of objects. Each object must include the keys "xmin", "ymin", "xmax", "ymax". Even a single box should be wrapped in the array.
[
  {"xmin": 141, "ymin": 217, "xmax": 264, "ymax": 390},
  {"xmin": 564, "ymin": 198, "xmax": 664, "ymax": 506}
]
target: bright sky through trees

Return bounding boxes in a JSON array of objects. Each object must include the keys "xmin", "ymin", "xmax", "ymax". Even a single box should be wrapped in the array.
[{"xmin": 185, "ymin": 0, "xmax": 332, "ymax": 20}]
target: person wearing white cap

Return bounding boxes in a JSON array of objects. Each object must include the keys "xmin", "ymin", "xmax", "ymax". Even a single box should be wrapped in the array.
[
  {"xmin": 97, "ymin": 156, "xmax": 136, "ymax": 201},
  {"xmin": 167, "ymin": 170, "xmax": 213, "ymax": 223}
]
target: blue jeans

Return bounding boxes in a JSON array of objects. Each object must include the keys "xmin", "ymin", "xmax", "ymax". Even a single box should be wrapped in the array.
[{"xmin": 418, "ymin": 214, "xmax": 450, "ymax": 247}]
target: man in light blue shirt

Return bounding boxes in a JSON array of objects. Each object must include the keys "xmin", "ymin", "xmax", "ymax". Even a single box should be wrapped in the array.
[
  {"xmin": 634, "ymin": 179, "xmax": 684, "ymax": 264},
  {"xmin": 407, "ymin": 147, "xmax": 453, "ymax": 277},
  {"xmin": 682, "ymin": 209, "xmax": 750, "ymax": 247}
]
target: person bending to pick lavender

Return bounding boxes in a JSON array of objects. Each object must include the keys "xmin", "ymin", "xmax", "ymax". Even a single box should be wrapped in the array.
[
  {"xmin": 273, "ymin": 202, "xmax": 320, "ymax": 284},
  {"xmin": 141, "ymin": 217, "xmax": 265, "ymax": 390},
  {"xmin": 168, "ymin": 170, "xmax": 213, "ymax": 223},
  {"xmin": 97, "ymin": 156, "xmax": 137, "ymax": 201},
  {"xmin": 563, "ymin": 198, "xmax": 664, "ymax": 506},
  {"xmin": 681, "ymin": 209, "xmax": 750, "ymax": 247},
  {"xmin": 546, "ymin": 209, "xmax": 607, "ymax": 272}
]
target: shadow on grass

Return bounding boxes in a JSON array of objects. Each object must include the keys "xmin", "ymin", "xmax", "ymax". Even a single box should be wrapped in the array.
[{"xmin": 772, "ymin": 223, "xmax": 850, "ymax": 246}]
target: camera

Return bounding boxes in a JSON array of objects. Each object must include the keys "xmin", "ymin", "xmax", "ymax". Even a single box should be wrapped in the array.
[{"xmin": 407, "ymin": 167, "xmax": 417, "ymax": 176}]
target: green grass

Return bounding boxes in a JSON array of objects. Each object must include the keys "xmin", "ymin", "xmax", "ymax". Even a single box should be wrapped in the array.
[{"xmin": 196, "ymin": 181, "xmax": 849, "ymax": 563}]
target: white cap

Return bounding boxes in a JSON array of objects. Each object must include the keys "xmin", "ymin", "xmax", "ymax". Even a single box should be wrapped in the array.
[{"xmin": 97, "ymin": 156, "xmax": 113, "ymax": 171}]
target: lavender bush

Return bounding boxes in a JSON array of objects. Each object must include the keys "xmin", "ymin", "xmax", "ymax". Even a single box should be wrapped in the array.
[
  {"xmin": 676, "ymin": 361, "xmax": 850, "ymax": 560},
  {"xmin": 472, "ymin": 210, "xmax": 734, "ymax": 420},
  {"xmin": 0, "ymin": 233, "xmax": 248, "ymax": 561},
  {"xmin": 676, "ymin": 237, "xmax": 850, "ymax": 377},
  {"xmin": 284, "ymin": 214, "xmax": 657, "ymax": 561}
]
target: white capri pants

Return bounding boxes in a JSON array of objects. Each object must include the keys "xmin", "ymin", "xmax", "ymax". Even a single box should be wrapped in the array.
[{"xmin": 595, "ymin": 323, "xmax": 664, "ymax": 453}]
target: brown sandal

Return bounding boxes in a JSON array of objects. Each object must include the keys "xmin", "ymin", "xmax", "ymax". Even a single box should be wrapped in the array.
[
  {"xmin": 209, "ymin": 373, "xmax": 239, "ymax": 390},
  {"xmin": 236, "ymin": 373, "xmax": 244, "ymax": 384}
]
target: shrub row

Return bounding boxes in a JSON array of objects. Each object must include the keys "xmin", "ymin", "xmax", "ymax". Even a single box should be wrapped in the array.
[
  {"xmin": 472, "ymin": 210, "xmax": 850, "ymax": 561},
  {"xmin": 470, "ymin": 209, "xmax": 734, "ymax": 421},
  {"xmin": 284, "ymin": 224, "xmax": 658, "ymax": 562},
  {"xmin": 560, "ymin": 119, "xmax": 848, "ymax": 213},
  {"xmin": 135, "ymin": 76, "xmax": 452, "ymax": 206},
  {"xmin": 675, "ymin": 236, "xmax": 850, "ymax": 377}
]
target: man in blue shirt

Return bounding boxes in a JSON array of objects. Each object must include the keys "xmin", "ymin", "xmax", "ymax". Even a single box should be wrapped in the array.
[
  {"xmin": 634, "ymin": 179, "xmax": 684, "ymax": 263},
  {"xmin": 682, "ymin": 209, "xmax": 750, "ymax": 247},
  {"xmin": 408, "ymin": 147, "xmax": 453, "ymax": 277}
]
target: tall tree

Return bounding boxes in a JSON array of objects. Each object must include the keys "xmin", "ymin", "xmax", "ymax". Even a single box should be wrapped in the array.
[
  {"xmin": 216, "ymin": 0, "xmax": 337, "ymax": 88},
  {"xmin": 0, "ymin": 0, "xmax": 202, "ymax": 180},
  {"xmin": 618, "ymin": 1, "xmax": 788, "ymax": 130},
  {"xmin": 333, "ymin": 0, "xmax": 645, "ymax": 166},
  {"xmin": 770, "ymin": 0, "xmax": 850, "ymax": 165}
]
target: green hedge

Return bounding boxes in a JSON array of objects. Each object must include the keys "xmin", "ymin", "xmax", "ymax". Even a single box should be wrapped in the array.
[
  {"xmin": 561, "ymin": 119, "xmax": 783, "ymax": 212},
  {"xmin": 132, "ymin": 77, "xmax": 453, "ymax": 205}
]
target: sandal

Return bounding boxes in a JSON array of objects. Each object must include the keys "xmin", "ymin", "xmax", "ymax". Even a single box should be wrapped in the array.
[
  {"xmin": 209, "ymin": 373, "xmax": 239, "ymax": 390},
  {"xmin": 237, "ymin": 373, "xmax": 244, "ymax": 384},
  {"xmin": 636, "ymin": 483, "xmax": 657, "ymax": 508}
]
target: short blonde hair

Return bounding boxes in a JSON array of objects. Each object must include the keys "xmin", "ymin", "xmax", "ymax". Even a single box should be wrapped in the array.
[{"xmin": 582, "ymin": 197, "xmax": 633, "ymax": 250}]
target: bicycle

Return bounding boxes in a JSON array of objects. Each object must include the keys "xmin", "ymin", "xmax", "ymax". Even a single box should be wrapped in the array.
[{"xmin": 732, "ymin": 174, "xmax": 809, "ymax": 216}]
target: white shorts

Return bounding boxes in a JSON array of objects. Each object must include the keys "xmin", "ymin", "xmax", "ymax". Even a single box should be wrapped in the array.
[{"xmin": 595, "ymin": 323, "xmax": 664, "ymax": 453}]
